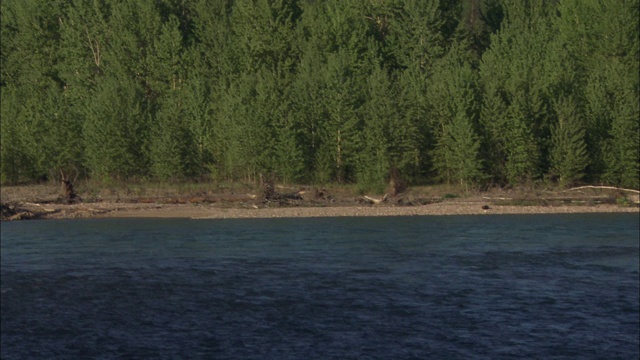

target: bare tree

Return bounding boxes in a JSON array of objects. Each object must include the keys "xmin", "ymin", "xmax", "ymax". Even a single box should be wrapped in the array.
[{"xmin": 60, "ymin": 169, "xmax": 78, "ymax": 204}]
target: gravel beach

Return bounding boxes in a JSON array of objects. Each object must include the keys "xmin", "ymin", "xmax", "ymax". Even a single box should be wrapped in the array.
[{"xmin": 2, "ymin": 184, "xmax": 638, "ymax": 220}]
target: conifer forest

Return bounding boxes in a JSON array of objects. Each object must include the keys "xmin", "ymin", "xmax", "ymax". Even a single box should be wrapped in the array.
[{"xmin": 1, "ymin": 0, "xmax": 638, "ymax": 190}]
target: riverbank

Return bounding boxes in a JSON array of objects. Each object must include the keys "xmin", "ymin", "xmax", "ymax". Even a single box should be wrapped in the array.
[
  {"xmin": 1, "ymin": 183, "xmax": 638, "ymax": 220},
  {"xmin": 81, "ymin": 201, "xmax": 640, "ymax": 219}
]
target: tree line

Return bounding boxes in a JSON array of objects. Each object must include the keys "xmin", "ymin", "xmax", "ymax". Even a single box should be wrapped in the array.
[{"xmin": 1, "ymin": 0, "xmax": 638, "ymax": 190}]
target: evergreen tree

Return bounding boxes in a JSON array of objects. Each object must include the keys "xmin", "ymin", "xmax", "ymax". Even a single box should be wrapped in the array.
[
  {"xmin": 82, "ymin": 76, "xmax": 148, "ymax": 179},
  {"xmin": 0, "ymin": 86, "xmax": 36, "ymax": 183},
  {"xmin": 0, "ymin": 0, "xmax": 78, "ymax": 181},
  {"xmin": 384, "ymin": 0, "xmax": 447, "ymax": 72},
  {"xmin": 549, "ymin": 96, "xmax": 589, "ymax": 186},
  {"xmin": 604, "ymin": 84, "xmax": 640, "ymax": 189},
  {"xmin": 503, "ymin": 97, "xmax": 540, "ymax": 184},
  {"xmin": 455, "ymin": 0, "xmax": 504, "ymax": 61},
  {"xmin": 555, "ymin": 0, "xmax": 639, "ymax": 186},
  {"xmin": 295, "ymin": 0, "xmax": 375, "ymax": 183},
  {"xmin": 478, "ymin": 0, "xmax": 556, "ymax": 185},
  {"xmin": 230, "ymin": 0, "xmax": 301, "ymax": 73},
  {"xmin": 271, "ymin": 75, "xmax": 306, "ymax": 184},
  {"xmin": 149, "ymin": 96, "xmax": 183, "ymax": 181},
  {"xmin": 433, "ymin": 111, "xmax": 484, "ymax": 189},
  {"xmin": 290, "ymin": 42, "xmax": 328, "ymax": 182},
  {"xmin": 182, "ymin": 58, "xmax": 216, "ymax": 178},
  {"xmin": 213, "ymin": 70, "xmax": 278, "ymax": 182},
  {"xmin": 478, "ymin": 83, "xmax": 509, "ymax": 183},
  {"xmin": 1, "ymin": 0, "xmax": 637, "ymax": 188},
  {"xmin": 317, "ymin": 51, "xmax": 365, "ymax": 183},
  {"xmin": 145, "ymin": 12, "xmax": 206, "ymax": 180},
  {"xmin": 357, "ymin": 65, "xmax": 394, "ymax": 192},
  {"xmin": 428, "ymin": 42, "xmax": 483, "ymax": 187}
]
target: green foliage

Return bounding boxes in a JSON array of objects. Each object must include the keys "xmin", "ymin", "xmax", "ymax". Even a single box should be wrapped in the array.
[
  {"xmin": 604, "ymin": 86, "xmax": 640, "ymax": 189},
  {"xmin": 317, "ymin": 50, "xmax": 367, "ymax": 183},
  {"xmin": 549, "ymin": 96, "xmax": 589, "ymax": 186},
  {"xmin": 1, "ymin": 0, "xmax": 638, "ymax": 190},
  {"xmin": 503, "ymin": 99, "xmax": 540, "ymax": 184},
  {"xmin": 385, "ymin": 0, "xmax": 447, "ymax": 71},
  {"xmin": 149, "ymin": 89, "xmax": 199, "ymax": 180},
  {"xmin": 429, "ymin": 42, "xmax": 483, "ymax": 188},
  {"xmin": 1, "ymin": 86, "xmax": 34, "ymax": 183},
  {"xmin": 554, "ymin": 0, "xmax": 640, "ymax": 186},
  {"xmin": 478, "ymin": 0, "xmax": 557, "ymax": 184},
  {"xmin": 82, "ymin": 76, "xmax": 148, "ymax": 179},
  {"xmin": 357, "ymin": 66, "xmax": 393, "ymax": 191},
  {"xmin": 616, "ymin": 196, "xmax": 632, "ymax": 207},
  {"xmin": 435, "ymin": 112, "xmax": 484, "ymax": 189}
]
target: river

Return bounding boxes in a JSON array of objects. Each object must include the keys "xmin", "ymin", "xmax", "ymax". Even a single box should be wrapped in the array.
[{"xmin": 1, "ymin": 213, "xmax": 638, "ymax": 359}]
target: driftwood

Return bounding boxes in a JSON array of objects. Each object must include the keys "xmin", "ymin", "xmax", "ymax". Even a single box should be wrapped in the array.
[
  {"xmin": 257, "ymin": 174, "xmax": 304, "ymax": 203},
  {"xmin": 363, "ymin": 194, "xmax": 388, "ymax": 205},
  {"xmin": 482, "ymin": 196, "xmax": 512, "ymax": 200},
  {"xmin": 1, "ymin": 204, "xmax": 36, "ymax": 221},
  {"xmin": 560, "ymin": 185, "xmax": 640, "ymax": 194}
]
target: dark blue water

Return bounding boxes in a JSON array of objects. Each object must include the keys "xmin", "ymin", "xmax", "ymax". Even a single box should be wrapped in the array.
[{"xmin": 2, "ymin": 214, "xmax": 639, "ymax": 359}]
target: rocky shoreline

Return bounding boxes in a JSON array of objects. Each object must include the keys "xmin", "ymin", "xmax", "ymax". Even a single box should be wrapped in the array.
[
  {"xmin": 2, "ymin": 196, "xmax": 637, "ymax": 221},
  {"xmin": 2, "ymin": 183, "xmax": 638, "ymax": 221}
]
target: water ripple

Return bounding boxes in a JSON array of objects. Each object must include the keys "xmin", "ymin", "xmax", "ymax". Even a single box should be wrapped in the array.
[{"xmin": 2, "ymin": 214, "xmax": 638, "ymax": 359}]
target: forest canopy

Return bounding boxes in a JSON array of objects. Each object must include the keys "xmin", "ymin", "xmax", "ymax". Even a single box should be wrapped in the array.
[{"xmin": 1, "ymin": 0, "xmax": 638, "ymax": 190}]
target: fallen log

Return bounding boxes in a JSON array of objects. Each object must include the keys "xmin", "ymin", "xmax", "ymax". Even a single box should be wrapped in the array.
[
  {"xmin": 363, "ymin": 194, "xmax": 388, "ymax": 205},
  {"xmin": 560, "ymin": 186, "xmax": 640, "ymax": 194},
  {"xmin": 8, "ymin": 211, "xmax": 35, "ymax": 221}
]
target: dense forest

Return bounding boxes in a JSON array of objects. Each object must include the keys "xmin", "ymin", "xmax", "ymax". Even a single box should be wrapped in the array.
[{"xmin": 1, "ymin": 0, "xmax": 638, "ymax": 190}]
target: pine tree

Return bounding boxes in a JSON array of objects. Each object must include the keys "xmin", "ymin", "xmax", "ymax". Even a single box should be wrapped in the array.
[
  {"xmin": 230, "ymin": 0, "xmax": 301, "ymax": 73},
  {"xmin": 82, "ymin": 76, "xmax": 148, "ymax": 179},
  {"xmin": 455, "ymin": 0, "xmax": 504, "ymax": 61},
  {"xmin": 357, "ymin": 65, "xmax": 394, "ymax": 192},
  {"xmin": 0, "ymin": 86, "xmax": 35, "ymax": 183},
  {"xmin": 604, "ymin": 86, "xmax": 639, "ymax": 189},
  {"xmin": 478, "ymin": 83, "xmax": 509, "ymax": 183},
  {"xmin": 387, "ymin": 78, "xmax": 421, "ymax": 181},
  {"xmin": 318, "ymin": 51, "xmax": 364, "ymax": 183},
  {"xmin": 149, "ymin": 88, "xmax": 199, "ymax": 181},
  {"xmin": 384, "ymin": 0, "xmax": 447, "ymax": 72},
  {"xmin": 290, "ymin": 42, "xmax": 328, "ymax": 182},
  {"xmin": 0, "ymin": 0, "xmax": 79, "ymax": 182},
  {"xmin": 428, "ymin": 42, "xmax": 483, "ymax": 188},
  {"xmin": 182, "ymin": 58, "xmax": 215, "ymax": 178},
  {"xmin": 504, "ymin": 97, "xmax": 540, "ymax": 184},
  {"xmin": 549, "ymin": 96, "xmax": 589, "ymax": 186},
  {"xmin": 1, "ymin": 0, "xmax": 636, "ymax": 188},
  {"xmin": 478, "ymin": 0, "xmax": 557, "ymax": 185},
  {"xmin": 295, "ymin": 0, "xmax": 375, "ymax": 183},
  {"xmin": 555, "ymin": 0, "xmax": 639, "ymax": 185},
  {"xmin": 433, "ymin": 111, "xmax": 483, "ymax": 189}
]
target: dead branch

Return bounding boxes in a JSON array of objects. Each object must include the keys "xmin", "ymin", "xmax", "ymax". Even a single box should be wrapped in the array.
[{"xmin": 86, "ymin": 29, "xmax": 100, "ymax": 67}]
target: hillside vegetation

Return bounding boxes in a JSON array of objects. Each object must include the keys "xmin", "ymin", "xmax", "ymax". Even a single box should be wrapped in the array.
[{"xmin": 1, "ymin": 0, "xmax": 638, "ymax": 191}]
